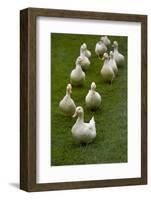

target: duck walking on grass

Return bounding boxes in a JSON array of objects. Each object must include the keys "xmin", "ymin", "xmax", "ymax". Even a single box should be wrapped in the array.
[
  {"xmin": 101, "ymin": 52, "xmax": 115, "ymax": 84},
  {"xmin": 95, "ymin": 40, "xmax": 107, "ymax": 58},
  {"xmin": 59, "ymin": 83, "xmax": 76, "ymax": 116},
  {"xmin": 85, "ymin": 82, "xmax": 101, "ymax": 110},
  {"xmin": 112, "ymin": 41, "xmax": 125, "ymax": 67},
  {"xmin": 72, "ymin": 106, "xmax": 96, "ymax": 144},
  {"xmin": 76, "ymin": 54, "xmax": 90, "ymax": 71},
  {"xmin": 101, "ymin": 36, "xmax": 111, "ymax": 47},
  {"xmin": 70, "ymin": 57, "xmax": 85, "ymax": 87},
  {"xmin": 80, "ymin": 43, "xmax": 91, "ymax": 58},
  {"xmin": 109, "ymin": 51, "xmax": 118, "ymax": 75}
]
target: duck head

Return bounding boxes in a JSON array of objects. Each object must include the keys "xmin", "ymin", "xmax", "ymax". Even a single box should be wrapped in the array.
[
  {"xmin": 81, "ymin": 43, "xmax": 87, "ymax": 50},
  {"xmin": 76, "ymin": 56, "xmax": 83, "ymax": 65},
  {"xmin": 100, "ymin": 36, "xmax": 110, "ymax": 45},
  {"xmin": 102, "ymin": 52, "xmax": 109, "ymax": 61},
  {"xmin": 112, "ymin": 41, "xmax": 118, "ymax": 49},
  {"xmin": 100, "ymin": 36, "xmax": 104, "ymax": 41},
  {"xmin": 72, "ymin": 106, "xmax": 84, "ymax": 118},
  {"xmin": 66, "ymin": 83, "xmax": 72, "ymax": 95},
  {"xmin": 99, "ymin": 37, "xmax": 104, "ymax": 44},
  {"xmin": 91, "ymin": 82, "xmax": 96, "ymax": 91},
  {"xmin": 110, "ymin": 51, "xmax": 114, "ymax": 58},
  {"xmin": 104, "ymin": 36, "xmax": 111, "ymax": 44}
]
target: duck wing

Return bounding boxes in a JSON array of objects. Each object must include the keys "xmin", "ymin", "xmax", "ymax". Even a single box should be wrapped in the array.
[{"xmin": 83, "ymin": 117, "xmax": 96, "ymax": 133}]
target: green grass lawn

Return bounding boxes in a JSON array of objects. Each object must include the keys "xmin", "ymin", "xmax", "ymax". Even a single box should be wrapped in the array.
[{"xmin": 51, "ymin": 33, "xmax": 127, "ymax": 166}]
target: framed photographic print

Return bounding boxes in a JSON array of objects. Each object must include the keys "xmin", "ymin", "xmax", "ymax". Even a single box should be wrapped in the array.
[{"xmin": 20, "ymin": 8, "xmax": 147, "ymax": 191}]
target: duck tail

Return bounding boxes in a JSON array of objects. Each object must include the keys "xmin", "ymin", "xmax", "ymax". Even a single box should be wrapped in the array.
[{"xmin": 90, "ymin": 116, "xmax": 95, "ymax": 125}]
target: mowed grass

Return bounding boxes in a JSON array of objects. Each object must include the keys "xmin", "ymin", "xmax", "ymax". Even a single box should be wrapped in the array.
[{"xmin": 51, "ymin": 33, "xmax": 127, "ymax": 166}]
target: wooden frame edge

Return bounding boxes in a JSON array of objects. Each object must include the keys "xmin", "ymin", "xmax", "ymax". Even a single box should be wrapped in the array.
[
  {"xmin": 20, "ymin": 7, "xmax": 147, "ymax": 192},
  {"xmin": 20, "ymin": 8, "xmax": 37, "ymax": 191}
]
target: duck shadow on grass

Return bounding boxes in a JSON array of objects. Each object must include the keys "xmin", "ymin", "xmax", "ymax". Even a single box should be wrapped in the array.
[
  {"xmin": 71, "ymin": 139, "xmax": 97, "ymax": 149},
  {"xmin": 85, "ymin": 107, "xmax": 102, "ymax": 114}
]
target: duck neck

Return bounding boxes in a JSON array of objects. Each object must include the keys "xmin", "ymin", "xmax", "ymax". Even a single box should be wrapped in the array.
[
  {"xmin": 81, "ymin": 48, "xmax": 85, "ymax": 53},
  {"xmin": 110, "ymin": 55, "xmax": 114, "ymax": 61},
  {"xmin": 104, "ymin": 58, "xmax": 109, "ymax": 65},
  {"xmin": 66, "ymin": 90, "xmax": 70, "ymax": 97},
  {"xmin": 76, "ymin": 113, "xmax": 84, "ymax": 124},
  {"xmin": 114, "ymin": 47, "xmax": 118, "ymax": 52},
  {"xmin": 75, "ymin": 64, "xmax": 82, "ymax": 72},
  {"xmin": 91, "ymin": 88, "xmax": 95, "ymax": 94},
  {"xmin": 103, "ymin": 58, "xmax": 111, "ymax": 70}
]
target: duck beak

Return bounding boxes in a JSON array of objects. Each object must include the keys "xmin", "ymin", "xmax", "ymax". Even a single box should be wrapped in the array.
[
  {"xmin": 102, "ymin": 57, "xmax": 105, "ymax": 61},
  {"xmin": 72, "ymin": 111, "xmax": 77, "ymax": 118}
]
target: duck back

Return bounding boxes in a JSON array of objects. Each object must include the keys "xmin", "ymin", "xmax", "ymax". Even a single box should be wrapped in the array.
[
  {"xmin": 101, "ymin": 60, "xmax": 114, "ymax": 82},
  {"xmin": 113, "ymin": 50, "xmax": 124, "ymax": 66},
  {"xmin": 59, "ymin": 95, "xmax": 76, "ymax": 116}
]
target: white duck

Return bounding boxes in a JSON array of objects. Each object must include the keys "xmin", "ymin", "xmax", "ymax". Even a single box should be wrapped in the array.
[
  {"xmin": 109, "ymin": 51, "xmax": 118, "ymax": 75},
  {"xmin": 59, "ymin": 83, "xmax": 76, "ymax": 116},
  {"xmin": 80, "ymin": 43, "xmax": 91, "ymax": 58},
  {"xmin": 72, "ymin": 106, "xmax": 96, "ymax": 144},
  {"xmin": 95, "ymin": 40, "xmax": 107, "ymax": 58},
  {"xmin": 85, "ymin": 82, "xmax": 101, "ymax": 110},
  {"xmin": 101, "ymin": 36, "xmax": 111, "ymax": 47},
  {"xmin": 76, "ymin": 55, "xmax": 90, "ymax": 71},
  {"xmin": 112, "ymin": 41, "xmax": 125, "ymax": 66},
  {"xmin": 70, "ymin": 57, "xmax": 85, "ymax": 86},
  {"xmin": 101, "ymin": 52, "xmax": 115, "ymax": 84}
]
